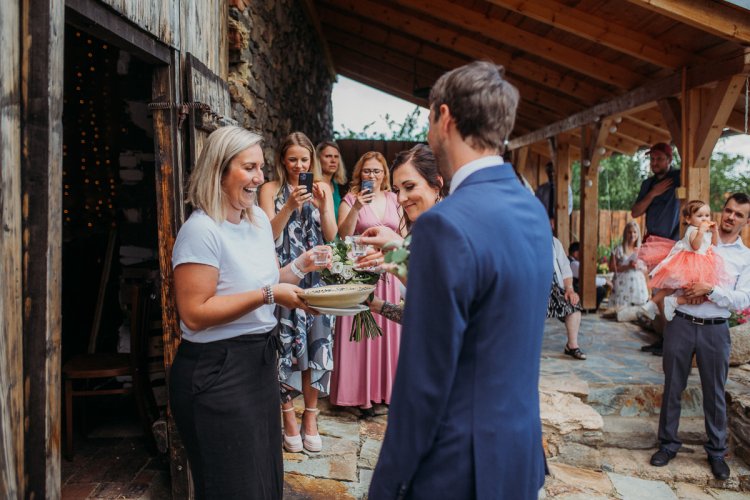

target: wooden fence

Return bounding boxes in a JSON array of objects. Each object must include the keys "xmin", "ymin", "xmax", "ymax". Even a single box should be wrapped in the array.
[
  {"xmin": 571, "ymin": 210, "xmax": 750, "ymax": 252},
  {"xmin": 335, "ymin": 140, "xmax": 750, "ymax": 250}
]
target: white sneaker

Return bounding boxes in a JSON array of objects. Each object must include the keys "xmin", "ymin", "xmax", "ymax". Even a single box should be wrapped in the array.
[
  {"xmin": 617, "ymin": 306, "xmax": 639, "ymax": 322},
  {"xmin": 663, "ymin": 296, "xmax": 678, "ymax": 322},
  {"xmin": 639, "ymin": 300, "xmax": 658, "ymax": 320}
]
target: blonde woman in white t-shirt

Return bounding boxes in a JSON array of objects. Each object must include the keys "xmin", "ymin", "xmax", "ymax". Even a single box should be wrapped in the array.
[{"xmin": 170, "ymin": 126, "xmax": 330, "ymax": 500}]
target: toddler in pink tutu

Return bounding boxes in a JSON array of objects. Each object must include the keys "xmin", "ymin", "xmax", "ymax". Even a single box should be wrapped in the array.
[{"xmin": 638, "ymin": 199, "xmax": 728, "ymax": 321}]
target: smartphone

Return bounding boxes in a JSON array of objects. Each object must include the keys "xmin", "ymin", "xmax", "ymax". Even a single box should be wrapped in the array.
[
  {"xmin": 299, "ymin": 172, "xmax": 314, "ymax": 194},
  {"xmin": 361, "ymin": 180, "xmax": 374, "ymax": 194}
]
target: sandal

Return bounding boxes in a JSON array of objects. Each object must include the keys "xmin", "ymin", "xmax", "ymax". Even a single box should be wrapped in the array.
[
  {"xmin": 281, "ymin": 407, "xmax": 303, "ymax": 453},
  {"xmin": 564, "ymin": 345, "xmax": 587, "ymax": 360},
  {"xmin": 301, "ymin": 408, "xmax": 322, "ymax": 452}
]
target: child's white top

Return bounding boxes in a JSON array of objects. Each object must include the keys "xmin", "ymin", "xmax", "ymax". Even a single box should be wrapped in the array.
[{"xmin": 674, "ymin": 225, "xmax": 712, "ymax": 255}]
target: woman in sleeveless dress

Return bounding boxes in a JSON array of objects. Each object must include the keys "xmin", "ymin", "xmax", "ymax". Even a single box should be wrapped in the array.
[
  {"xmin": 331, "ymin": 151, "xmax": 403, "ymax": 415},
  {"xmin": 258, "ymin": 132, "xmax": 336, "ymax": 452}
]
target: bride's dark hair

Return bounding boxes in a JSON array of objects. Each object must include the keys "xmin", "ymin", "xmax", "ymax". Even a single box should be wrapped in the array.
[{"xmin": 391, "ymin": 144, "xmax": 448, "ymax": 232}]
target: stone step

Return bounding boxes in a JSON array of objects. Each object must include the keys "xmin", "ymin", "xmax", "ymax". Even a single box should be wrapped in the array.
[
  {"xmin": 587, "ymin": 384, "xmax": 703, "ymax": 418},
  {"xmin": 601, "ymin": 415, "xmax": 707, "ymax": 450},
  {"xmin": 552, "ymin": 447, "xmax": 750, "ymax": 492}
]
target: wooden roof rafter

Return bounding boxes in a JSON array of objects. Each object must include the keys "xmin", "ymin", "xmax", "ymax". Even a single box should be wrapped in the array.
[
  {"xmin": 484, "ymin": 0, "xmax": 701, "ymax": 68},
  {"xmin": 389, "ymin": 0, "xmax": 644, "ymax": 89},
  {"xmin": 319, "ymin": 0, "xmax": 615, "ymax": 104},
  {"xmin": 508, "ymin": 48, "xmax": 750, "ymax": 150}
]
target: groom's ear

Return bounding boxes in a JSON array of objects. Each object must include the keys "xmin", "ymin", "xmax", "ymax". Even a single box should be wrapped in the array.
[{"xmin": 437, "ymin": 175, "xmax": 444, "ymax": 188}]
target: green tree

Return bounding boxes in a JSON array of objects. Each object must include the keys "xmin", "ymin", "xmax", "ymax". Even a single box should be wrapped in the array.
[
  {"xmin": 709, "ymin": 150, "xmax": 750, "ymax": 210},
  {"xmin": 571, "ymin": 141, "xmax": 749, "ymax": 211},
  {"xmin": 334, "ymin": 106, "xmax": 428, "ymax": 141}
]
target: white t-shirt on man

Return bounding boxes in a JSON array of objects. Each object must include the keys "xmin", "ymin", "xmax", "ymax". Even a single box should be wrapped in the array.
[{"xmin": 172, "ymin": 207, "xmax": 279, "ymax": 342}]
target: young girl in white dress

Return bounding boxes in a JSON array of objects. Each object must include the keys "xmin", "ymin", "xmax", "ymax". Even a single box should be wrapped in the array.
[{"xmin": 639, "ymin": 199, "xmax": 728, "ymax": 320}]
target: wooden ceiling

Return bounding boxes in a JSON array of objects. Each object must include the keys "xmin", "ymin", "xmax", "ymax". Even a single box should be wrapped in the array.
[{"xmin": 307, "ymin": 0, "xmax": 750, "ymax": 158}]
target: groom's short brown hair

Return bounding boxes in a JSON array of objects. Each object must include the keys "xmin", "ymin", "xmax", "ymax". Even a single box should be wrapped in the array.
[{"xmin": 429, "ymin": 61, "xmax": 519, "ymax": 154}]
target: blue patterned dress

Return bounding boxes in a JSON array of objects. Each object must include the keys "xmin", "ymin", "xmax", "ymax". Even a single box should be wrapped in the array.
[{"xmin": 274, "ymin": 185, "xmax": 334, "ymax": 402}]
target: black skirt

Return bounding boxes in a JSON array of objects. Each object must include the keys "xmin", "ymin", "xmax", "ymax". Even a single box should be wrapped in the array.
[
  {"xmin": 547, "ymin": 281, "xmax": 582, "ymax": 319},
  {"xmin": 169, "ymin": 331, "xmax": 283, "ymax": 500}
]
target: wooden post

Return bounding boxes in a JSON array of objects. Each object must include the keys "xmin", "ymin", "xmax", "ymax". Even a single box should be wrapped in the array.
[
  {"xmin": 0, "ymin": 0, "xmax": 24, "ymax": 497},
  {"xmin": 660, "ymin": 74, "xmax": 745, "ymax": 210},
  {"xmin": 555, "ymin": 141, "xmax": 572, "ymax": 251},
  {"xmin": 21, "ymin": 0, "xmax": 64, "ymax": 497},
  {"xmin": 152, "ymin": 62, "xmax": 191, "ymax": 498},
  {"xmin": 579, "ymin": 118, "xmax": 613, "ymax": 309}
]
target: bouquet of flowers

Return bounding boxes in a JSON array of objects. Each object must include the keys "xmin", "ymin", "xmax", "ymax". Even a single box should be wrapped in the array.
[
  {"xmin": 730, "ymin": 307, "xmax": 750, "ymax": 327},
  {"xmin": 320, "ymin": 239, "xmax": 382, "ymax": 341}
]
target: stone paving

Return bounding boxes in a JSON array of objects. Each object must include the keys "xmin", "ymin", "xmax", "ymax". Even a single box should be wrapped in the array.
[
  {"xmin": 282, "ymin": 311, "xmax": 750, "ymax": 499},
  {"xmin": 62, "ymin": 311, "xmax": 750, "ymax": 498}
]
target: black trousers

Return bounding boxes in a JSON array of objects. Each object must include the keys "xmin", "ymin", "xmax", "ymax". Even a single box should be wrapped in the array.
[
  {"xmin": 658, "ymin": 315, "xmax": 731, "ymax": 457},
  {"xmin": 170, "ymin": 333, "xmax": 283, "ymax": 500}
]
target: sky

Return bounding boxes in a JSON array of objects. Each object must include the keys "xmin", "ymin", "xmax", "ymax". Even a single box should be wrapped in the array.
[{"xmin": 331, "ymin": 76, "xmax": 750, "ymax": 160}]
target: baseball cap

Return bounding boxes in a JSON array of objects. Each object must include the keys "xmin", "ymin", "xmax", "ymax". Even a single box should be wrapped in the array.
[{"xmin": 647, "ymin": 142, "xmax": 673, "ymax": 161}]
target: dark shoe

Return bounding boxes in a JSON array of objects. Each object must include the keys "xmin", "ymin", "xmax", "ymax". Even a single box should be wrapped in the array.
[
  {"xmin": 564, "ymin": 345, "xmax": 586, "ymax": 360},
  {"xmin": 641, "ymin": 340, "xmax": 663, "ymax": 353},
  {"xmin": 358, "ymin": 407, "xmax": 376, "ymax": 419},
  {"xmin": 650, "ymin": 448, "xmax": 676, "ymax": 467},
  {"xmin": 651, "ymin": 349, "xmax": 663, "ymax": 357},
  {"xmin": 708, "ymin": 455, "xmax": 730, "ymax": 480}
]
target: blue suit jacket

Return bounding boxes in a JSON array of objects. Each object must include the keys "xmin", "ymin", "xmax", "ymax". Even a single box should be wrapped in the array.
[{"xmin": 369, "ymin": 163, "xmax": 552, "ymax": 500}]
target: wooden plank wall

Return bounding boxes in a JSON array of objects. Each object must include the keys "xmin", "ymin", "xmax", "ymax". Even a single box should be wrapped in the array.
[
  {"xmin": 0, "ymin": 0, "xmax": 23, "ymax": 497},
  {"xmin": 570, "ymin": 210, "xmax": 750, "ymax": 250},
  {"xmin": 99, "ymin": 0, "xmax": 179, "ymax": 48},
  {"xmin": 21, "ymin": 0, "xmax": 65, "ymax": 497},
  {"xmin": 180, "ymin": 0, "xmax": 228, "ymax": 78}
]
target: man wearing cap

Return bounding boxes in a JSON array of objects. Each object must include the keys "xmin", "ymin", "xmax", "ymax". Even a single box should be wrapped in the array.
[
  {"xmin": 649, "ymin": 193, "xmax": 750, "ymax": 481},
  {"xmin": 631, "ymin": 142, "xmax": 681, "ymax": 241},
  {"xmin": 631, "ymin": 143, "xmax": 681, "ymax": 355}
]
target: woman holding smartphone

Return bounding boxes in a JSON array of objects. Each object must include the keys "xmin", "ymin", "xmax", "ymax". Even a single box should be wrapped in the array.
[
  {"xmin": 331, "ymin": 151, "xmax": 403, "ymax": 417},
  {"xmin": 258, "ymin": 132, "xmax": 336, "ymax": 453}
]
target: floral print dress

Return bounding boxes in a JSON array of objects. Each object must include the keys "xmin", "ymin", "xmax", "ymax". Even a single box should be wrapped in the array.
[
  {"xmin": 274, "ymin": 185, "xmax": 334, "ymax": 403},
  {"xmin": 610, "ymin": 245, "xmax": 650, "ymax": 309}
]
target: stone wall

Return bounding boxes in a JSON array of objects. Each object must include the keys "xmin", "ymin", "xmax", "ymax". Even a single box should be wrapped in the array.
[{"xmin": 228, "ymin": 0, "xmax": 334, "ymax": 176}]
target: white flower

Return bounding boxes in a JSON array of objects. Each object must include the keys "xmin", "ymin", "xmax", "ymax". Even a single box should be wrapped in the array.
[
  {"xmin": 342, "ymin": 268, "xmax": 354, "ymax": 280},
  {"xmin": 332, "ymin": 262, "xmax": 344, "ymax": 274}
]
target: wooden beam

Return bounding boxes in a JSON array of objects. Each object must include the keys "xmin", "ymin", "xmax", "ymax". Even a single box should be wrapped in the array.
[
  {"xmin": 515, "ymin": 146, "xmax": 530, "ymax": 179},
  {"xmin": 21, "ymin": 0, "xmax": 63, "ymax": 497},
  {"xmin": 694, "ymin": 75, "xmax": 746, "ymax": 167},
  {"xmin": 578, "ymin": 119, "xmax": 612, "ymax": 310},
  {"xmin": 321, "ymin": 0, "xmax": 613, "ymax": 104},
  {"xmin": 657, "ymin": 97, "xmax": 682, "ymax": 150},
  {"xmin": 555, "ymin": 141, "xmax": 572, "ymax": 251},
  {"xmin": 300, "ymin": 0, "xmax": 338, "ymax": 79},
  {"xmin": 612, "ymin": 117, "xmax": 672, "ymax": 145},
  {"xmin": 151, "ymin": 58, "xmax": 191, "ymax": 497},
  {"xmin": 486, "ymin": 0, "xmax": 699, "ymax": 68},
  {"xmin": 508, "ymin": 48, "xmax": 750, "ymax": 150},
  {"xmin": 627, "ymin": 0, "xmax": 750, "ymax": 45},
  {"xmin": 322, "ymin": 10, "xmax": 593, "ymax": 118},
  {"xmin": 0, "ymin": 0, "xmax": 23, "ymax": 497},
  {"xmin": 392, "ymin": 0, "xmax": 643, "ymax": 89}
]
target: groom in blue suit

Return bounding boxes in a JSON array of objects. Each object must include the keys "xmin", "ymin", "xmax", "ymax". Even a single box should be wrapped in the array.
[{"xmin": 369, "ymin": 61, "xmax": 552, "ymax": 499}]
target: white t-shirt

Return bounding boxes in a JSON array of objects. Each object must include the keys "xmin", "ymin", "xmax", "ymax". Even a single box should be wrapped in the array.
[{"xmin": 172, "ymin": 208, "xmax": 279, "ymax": 342}]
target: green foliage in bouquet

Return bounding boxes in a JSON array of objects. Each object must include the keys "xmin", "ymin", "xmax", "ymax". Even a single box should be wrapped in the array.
[
  {"xmin": 320, "ymin": 239, "xmax": 381, "ymax": 341},
  {"xmin": 383, "ymin": 235, "xmax": 411, "ymax": 281}
]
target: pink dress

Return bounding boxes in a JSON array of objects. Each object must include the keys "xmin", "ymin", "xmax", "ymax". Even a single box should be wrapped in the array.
[
  {"xmin": 330, "ymin": 192, "xmax": 402, "ymax": 408},
  {"xmin": 638, "ymin": 226, "xmax": 728, "ymax": 289}
]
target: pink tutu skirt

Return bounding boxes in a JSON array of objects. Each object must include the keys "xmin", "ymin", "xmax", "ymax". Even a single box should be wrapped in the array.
[
  {"xmin": 637, "ymin": 236, "xmax": 675, "ymax": 271},
  {"xmin": 649, "ymin": 248, "xmax": 728, "ymax": 289}
]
